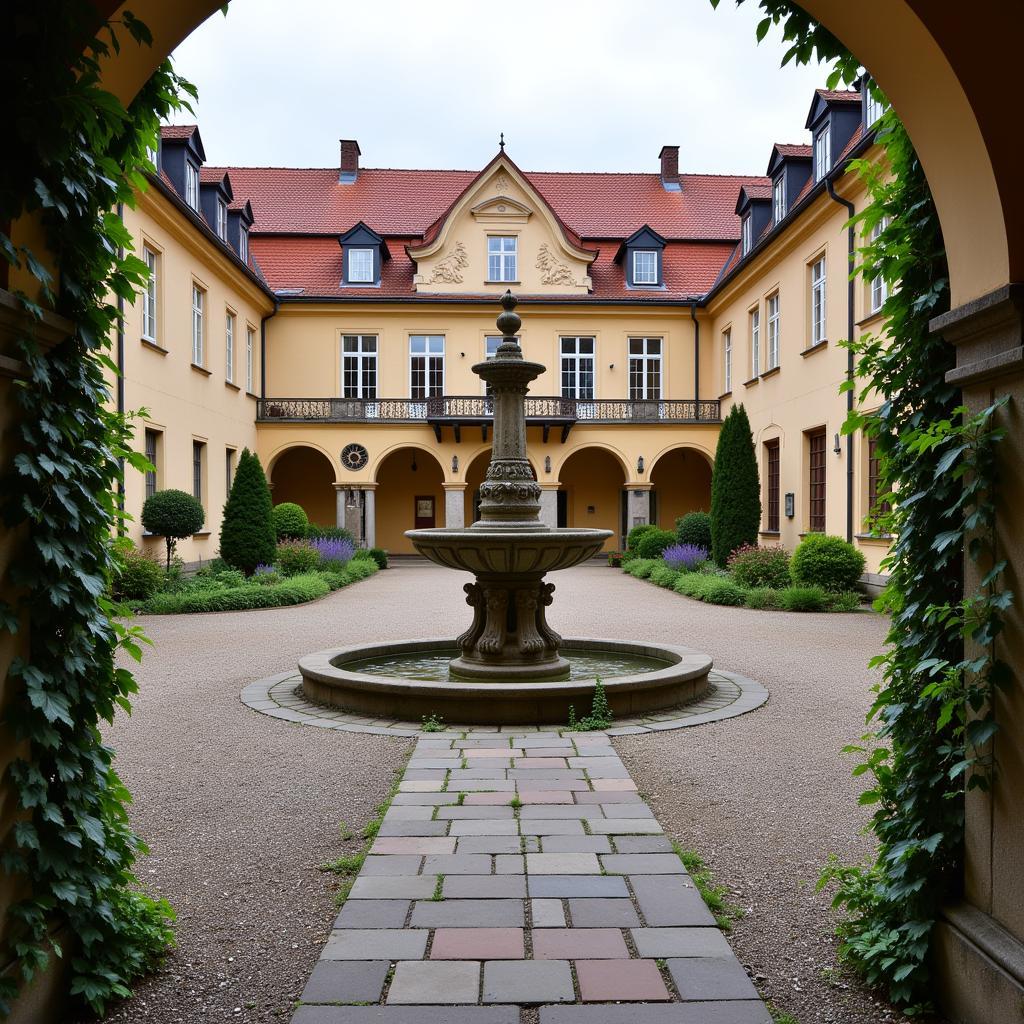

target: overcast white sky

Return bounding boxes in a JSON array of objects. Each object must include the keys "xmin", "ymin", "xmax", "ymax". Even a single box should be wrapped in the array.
[{"xmin": 170, "ymin": 0, "xmax": 831, "ymax": 176}]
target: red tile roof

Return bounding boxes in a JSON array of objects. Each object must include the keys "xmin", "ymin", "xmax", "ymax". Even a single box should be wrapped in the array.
[
  {"xmin": 773, "ymin": 143, "xmax": 812, "ymax": 158},
  {"xmin": 160, "ymin": 124, "xmax": 199, "ymax": 140},
  {"xmin": 816, "ymin": 88, "xmax": 861, "ymax": 104}
]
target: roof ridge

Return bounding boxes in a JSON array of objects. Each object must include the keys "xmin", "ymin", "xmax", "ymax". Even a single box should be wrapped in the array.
[{"xmin": 204, "ymin": 164, "xmax": 771, "ymax": 180}]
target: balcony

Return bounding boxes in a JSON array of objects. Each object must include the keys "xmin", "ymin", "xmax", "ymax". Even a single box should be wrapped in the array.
[{"xmin": 256, "ymin": 396, "xmax": 721, "ymax": 441}]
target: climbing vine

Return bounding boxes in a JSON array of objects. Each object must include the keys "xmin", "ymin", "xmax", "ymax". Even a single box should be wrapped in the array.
[
  {"xmin": 0, "ymin": 3, "xmax": 195, "ymax": 1015},
  {"xmin": 713, "ymin": 0, "xmax": 1012, "ymax": 1012}
]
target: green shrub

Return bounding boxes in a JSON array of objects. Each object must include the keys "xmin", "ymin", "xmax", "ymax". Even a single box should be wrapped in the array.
[
  {"xmin": 779, "ymin": 585, "xmax": 828, "ymax": 612},
  {"xmin": 672, "ymin": 573, "xmax": 746, "ymax": 606},
  {"xmin": 626, "ymin": 523, "xmax": 657, "ymax": 552},
  {"xmin": 112, "ymin": 545, "xmax": 164, "ymax": 601},
  {"xmin": 710, "ymin": 404, "xmax": 761, "ymax": 565},
  {"xmin": 624, "ymin": 558, "xmax": 658, "ymax": 579},
  {"xmin": 275, "ymin": 540, "xmax": 321, "ymax": 576},
  {"xmin": 620, "ymin": 549, "xmax": 638, "ymax": 565},
  {"xmin": 366, "ymin": 548, "xmax": 388, "ymax": 570},
  {"xmin": 727, "ymin": 544, "xmax": 791, "ymax": 589},
  {"xmin": 744, "ymin": 587, "xmax": 783, "ymax": 610},
  {"xmin": 344, "ymin": 559, "xmax": 377, "ymax": 581},
  {"xmin": 141, "ymin": 488, "xmax": 205, "ymax": 567},
  {"xmin": 220, "ymin": 448, "xmax": 276, "ymax": 575},
  {"xmin": 308, "ymin": 523, "xmax": 356, "ymax": 544},
  {"xmin": 791, "ymin": 533, "xmax": 866, "ymax": 592},
  {"xmin": 142, "ymin": 572, "xmax": 330, "ymax": 614},
  {"xmin": 607, "ymin": 551, "xmax": 623, "ymax": 567},
  {"xmin": 648, "ymin": 564, "xmax": 680, "ymax": 589},
  {"xmin": 826, "ymin": 590, "xmax": 863, "ymax": 612},
  {"xmin": 636, "ymin": 528, "xmax": 677, "ymax": 560},
  {"xmin": 272, "ymin": 501, "xmax": 309, "ymax": 540},
  {"xmin": 676, "ymin": 511, "xmax": 712, "ymax": 551}
]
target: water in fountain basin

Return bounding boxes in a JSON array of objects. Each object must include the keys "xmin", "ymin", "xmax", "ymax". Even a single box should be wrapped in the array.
[{"xmin": 345, "ymin": 647, "xmax": 672, "ymax": 683}]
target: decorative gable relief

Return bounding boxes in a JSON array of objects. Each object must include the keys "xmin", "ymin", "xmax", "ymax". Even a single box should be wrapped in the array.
[
  {"xmin": 536, "ymin": 243, "xmax": 583, "ymax": 287},
  {"xmin": 427, "ymin": 241, "xmax": 470, "ymax": 284}
]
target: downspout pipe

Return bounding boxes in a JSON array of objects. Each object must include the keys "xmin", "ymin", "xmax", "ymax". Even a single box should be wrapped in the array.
[
  {"xmin": 116, "ymin": 202, "xmax": 126, "ymax": 534},
  {"xmin": 826, "ymin": 178, "xmax": 856, "ymax": 544},
  {"xmin": 689, "ymin": 300, "xmax": 700, "ymax": 416},
  {"xmin": 260, "ymin": 301, "xmax": 279, "ymax": 401}
]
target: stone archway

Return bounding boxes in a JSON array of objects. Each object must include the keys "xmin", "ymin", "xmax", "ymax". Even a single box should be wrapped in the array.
[
  {"xmin": 649, "ymin": 446, "xmax": 713, "ymax": 533},
  {"xmin": 374, "ymin": 446, "xmax": 445, "ymax": 554},
  {"xmin": 557, "ymin": 447, "xmax": 627, "ymax": 551},
  {"xmin": 268, "ymin": 445, "xmax": 337, "ymax": 527}
]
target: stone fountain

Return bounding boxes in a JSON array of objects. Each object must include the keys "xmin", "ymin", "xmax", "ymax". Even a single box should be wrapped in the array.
[{"xmin": 298, "ymin": 293, "xmax": 713, "ymax": 724}]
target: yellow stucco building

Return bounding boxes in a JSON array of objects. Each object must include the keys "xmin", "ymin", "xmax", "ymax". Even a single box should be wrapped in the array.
[{"xmin": 118, "ymin": 82, "xmax": 890, "ymax": 583}]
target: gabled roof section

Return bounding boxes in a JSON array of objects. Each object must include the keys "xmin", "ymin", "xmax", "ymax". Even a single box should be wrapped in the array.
[
  {"xmin": 805, "ymin": 87, "xmax": 861, "ymax": 129},
  {"xmin": 614, "ymin": 225, "xmax": 667, "ymax": 263},
  {"xmin": 406, "ymin": 151, "xmax": 598, "ymax": 265},
  {"xmin": 338, "ymin": 221, "xmax": 391, "ymax": 261},
  {"xmin": 200, "ymin": 167, "xmax": 233, "ymax": 201},
  {"xmin": 160, "ymin": 123, "xmax": 206, "ymax": 161},
  {"xmin": 735, "ymin": 183, "xmax": 772, "ymax": 215},
  {"xmin": 766, "ymin": 143, "xmax": 812, "ymax": 178}
]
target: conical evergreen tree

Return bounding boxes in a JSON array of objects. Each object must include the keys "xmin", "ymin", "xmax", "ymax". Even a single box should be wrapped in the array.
[
  {"xmin": 219, "ymin": 448, "xmax": 276, "ymax": 574},
  {"xmin": 710, "ymin": 403, "xmax": 761, "ymax": 566}
]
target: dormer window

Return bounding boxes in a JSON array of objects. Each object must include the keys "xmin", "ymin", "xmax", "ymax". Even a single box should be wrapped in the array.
[
  {"xmin": 865, "ymin": 89, "xmax": 887, "ymax": 128},
  {"xmin": 185, "ymin": 161, "xmax": 200, "ymax": 211},
  {"xmin": 772, "ymin": 176, "xmax": 786, "ymax": 223},
  {"xmin": 239, "ymin": 227, "xmax": 249, "ymax": 264},
  {"xmin": 741, "ymin": 215, "xmax": 753, "ymax": 256},
  {"xmin": 216, "ymin": 199, "xmax": 228, "ymax": 240},
  {"xmin": 632, "ymin": 251, "xmax": 658, "ymax": 285},
  {"xmin": 349, "ymin": 248, "xmax": 374, "ymax": 283},
  {"xmin": 487, "ymin": 236, "xmax": 517, "ymax": 282},
  {"xmin": 814, "ymin": 125, "xmax": 831, "ymax": 181}
]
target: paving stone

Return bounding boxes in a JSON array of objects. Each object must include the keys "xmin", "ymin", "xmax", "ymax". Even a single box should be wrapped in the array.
[
  {"xmin": 386, "ymin": 960, "xmax": 480, "ymax": 1004},
  {"xmin": 410, "ymin": 899, "xmax": 525, "ymax": 927},
  {"xmin": 511, "ymin": 757, "xmax": 568, "ymax": 768},
  {"xmin": 631, "ymin": 927, "xmax": 734, "ymax": 958},
  {"xmin": 463, "ymin": 792, "xmax": 515, "ymax": 805},
  {"xmin": 613, "ymin": 836, "xmax": 675, "ymax": 853},
  {"xmin": 519, "ymin": 806, "xmax": 601, "ymax": 820},
  {"xmin": 532, "ymin": 927, "xmax": 629, "ymax": 960},
  {"xmin": 568, "ymin": 897, "xmax": 641, "ymax": 927},
  {"xmin": 333, "ymin": 899, "xmax": 410, "ymax": 929},
  {"xmin": 408, "ymin": 759, "xmax": 462, "ymax": 769},
  {"xmin": 404, "ymin": 769, "xmax": 449, "ymax": 781},
  {"xmin": 526, "ymin": 853, "xmax": 601, "ymax": 875},
  {"xmin": 444, "ymin": 875, "xmax": 527, "ymax": 899},
  {"xmin": 457, "ymin": 780, "xmax": 516, "ymax": 791},
  {"xmin": 398, "ymin": 780, "xmax": 444, "ymax": 792},
  {"xmin": 508, "ymin": 769, "xmax": 585, "ymax": 780},
  {"xmin": 438, "ymin": 806, "xmax": 516, "ymax": 819},
  {"xmin": 590, "ymin": 779, "xmax": 638, "ymax": 791},
  {"xmin": 567, "ymin": 757, "xmax": 621, "ymax": 769},
  {"xmin": 539, "ymin": 836, "xmax": 612, "ymax": 854},
  {"xmin": 371, "ymin": 837, "xmax": 456, "ymax": 855},
  {"xmin": 537, "ymin": 1003, "xmax": 772, "ymax": 1024},
  {"xmin": 531, "ymin": 898, "xmax": 566, "ymax": 927},
  {"xmin": 517, "ymin": 791, "xmax": 575, "ymax": 804},
  {"xmin": 349, "ymin": 875, "xmax": 438, "ymax": 900},
  {"xmin": 629, "ymin": 876, "xmax": 717, "ymax": 927},
  {"xmin": 392, "ymin": 792, "xmax": 459, "ymax": 806},
  {"xmin": 483, "ymin": 959, "xmax": 575, "ymax": 1003},
  {"xmin": 588, "ymin": 819, "xmax": 663, "ymax": 834},
  {"xmin": 574, "ymin": 790, "xmax": 642, "ymax": 804},
  {"xmin": 528, "ymin": 875, "xmax": 629, "ymax": 898},
  {"xmin": 597, "ymin": 803, "xmax": 655, "ymax": 818},
  {"xmin": 431, "ymin": 927, "xmax": 524, "ymax": 959},
  {"xmin": 383, "ymin": 805, "xmax": 436, "ymax": 820},
  {"xmin": 320, "ymin": 928, "xmax": 427, "ymax": 960},
  {"xmin": 449, "ymin": 819, "xmax": 519, "ymax": 836},
  {"xmin": 359, "ymin": 855, "xmax": 422, "ymax": 876},
  {"xmin": 449, "ymin": 769, "xmax": 511, "ymax": 782},
  {"xmin": 575, "ymin": 958, "xmax": 670, "ymax": 1002},
  {"xmin": 668, "ymin": 957, "xmax": 760, "ymax": 1001},
  {"xmin": 516, "ymin": 779, "xmax": 589, "ymax": 791},
  {"xmin": 458, "ymin": 836, "xmax": 526, "ymax": 855},
  {"xmin": 377, "ymin": 821, "xmax": 451, "ymax": 837},
  {"xmin": 494, "ymin": 854, "xmax": 525, "ymax": 873},
  {"xmin": 519, "ymin": 737, "xmax": 572, "ymax": 748},
  {"xmin": 601, "ymin": 853, "xmax": 686, "ymax": 874},
  {"xmin": 465, "ymin": 748, "xmax": 523, "ymax": 758},
  {"xmin": 520, "ymin": 820, "xmax": 586, "ymax": 836},
  {"xmin": 293, "ymin": 1007, "xmax": 520, "ymax": 1023},
  {"xmin": 300, "ymin": 960, "xmax": 389, "ymax": 1003},
  {"xmin": 521, "ymin": 747, "xmax": 575, "ymax": 756},
  {"xmin": 422, "ymin": 853, "xmax": 494, "ymax": 875}
]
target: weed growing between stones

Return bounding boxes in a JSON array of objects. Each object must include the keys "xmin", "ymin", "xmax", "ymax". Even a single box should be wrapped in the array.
[
  {"xmin": 672, "ymin": 841, "xmax": 744, "ymax": 930},
  {"xmin": 566, "ymin": 678, "xmax": 614, "ymax": 731},
  {"xmin": 421, "ymin": 713, "xmax": 445, "ymax": 732}
]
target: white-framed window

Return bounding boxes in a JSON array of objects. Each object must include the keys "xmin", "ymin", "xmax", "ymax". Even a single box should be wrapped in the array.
[
  {"xmin": 767, "ymin": 292, "xmax": 780, "ymax": 369},
  {"xmin": 246, "ymin": 326, "xmax": 255, "ymax": 392},
  {"xmin": 723, "ymin": 329, "xmax": 732, "ymax": 393},
  {"xmin": 409, "ymin": 335, "xmax": 444, "ymax": 399},
  {"xmin": 814, "ymin": 125, "xmax": 831, "ymax": 182},
  {"xmin": 342, "ymin": 335, "xmax": 378, "ymax": 398},
  {"xmin": 773, "ymin": 176, "xmax": 786, "ymax": 223},
  {"xmin": 185, "ymin": 161, "xmax": 200, "ymax": 211},
  {"xmin": 628, "ymin": 337, "xmax": 661, "ymax": 400},
  {"xmin": 865, "ymin": 88, "xmax": 887, "ymax": 128},
  {"xmin": 225, "ymin": 311, "xmax": 235, "ymax": 382},
  {"xmin": 142, "ymin": 246, "xmax": 158, "ymax": 341},
  {"xmin": 750, "ymin": 308, "xmax": 760, "ymax": 378},
  {"xmin": 191, "ymin": 284, "xmax": 204, "ymax": 366},
  {"xmin": 487, "ymin": 236, "xmax": 517, "ymax": 282},
  {"xmin": 810, "ymin": 256, "xmax": 827, "ymax": 346},
  {"xmin": 192, "ymin": 440, "xmax": 205, "ymax": 506},
  {"xmin": 216, "ymin": 199, "xmax": 228, "ymax": 240},
  {"xmin": 483, "ymin": 336, "xmax": 505, "ymax": 395},
  {"xmin": 741, "ymin": 215, "xmax": 753, "ymax": 256},
  {"xmin": 145, "ymin": 144, "xmax": 158, "ymax": 170},
  {"xmin": 870, "ymin": 218, "xmax": 890, "ymax": 314},
  {"xmin": 560, "ymin": 337, "xmax": 595, "ymax": 400},
  {"xmin": 632, "ymin": 250, "xmax": 658, "ymax": 285},
  {"xmin": 144, "ymin": 428, "xmax": 160, "ymax": 499},
  {"xmin": 348, "ymin": 248, "xmax": 374, "ymax": 283},
  {"xmin": 225, "ymin": 448, "xmax": 235, "ymax": 497},
  {"xmin": 239, "ymin": 226, "xmax": 249, "ymax": 264}
]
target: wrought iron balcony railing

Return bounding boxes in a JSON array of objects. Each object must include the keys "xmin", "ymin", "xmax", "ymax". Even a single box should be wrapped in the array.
[{"xmin": 256, "ymin": 396, "xmax": 721, "ymax": 424}]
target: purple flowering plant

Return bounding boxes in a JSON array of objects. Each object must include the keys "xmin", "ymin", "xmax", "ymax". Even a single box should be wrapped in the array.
[
  {"xmin": 310, "ymin": 536, "xmax": 355, "ymax": 566},
  {"xmin": 662, "ymin": 543, "xmax": 708, "ymax": 572}
]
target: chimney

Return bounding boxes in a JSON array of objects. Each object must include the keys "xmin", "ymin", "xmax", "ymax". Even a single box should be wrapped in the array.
[
  {"xmin": 339, "ymin": 139, "xmax": 361, "ymax": 183},
  {"xmin": 659, "ymin": 145, "xmax": 680, "ymax": 191}
]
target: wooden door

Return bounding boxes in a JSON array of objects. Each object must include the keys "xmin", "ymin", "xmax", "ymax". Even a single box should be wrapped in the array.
[{"xmin": 414, "ymin": 495, "xmax": 436, "ymax": 529}]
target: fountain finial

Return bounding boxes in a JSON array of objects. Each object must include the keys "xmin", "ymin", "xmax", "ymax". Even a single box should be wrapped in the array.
[{"xmin": 496, "ymin": 289, "xmax": 521, "ymax": 340}]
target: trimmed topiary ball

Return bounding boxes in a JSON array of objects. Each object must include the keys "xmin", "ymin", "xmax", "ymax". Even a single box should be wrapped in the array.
[
  {"xmin": 626, "ymin": 523, "xmax": 658, "ymax": 553},
  {"xmin": 219, "ymin": 448, "xmax": 276, "ymax": 575},
  {"xmin": 141, "ymin": 488, "xmax": 205, "ymax": 568},
  {"xmin": 676, "ymin": 511, "xmax": 712, "ymax": 551},
  {"xmin": 272, "ymin": 502, "xmax": 309, "ymax": 540},
  {"xmin": 636, "ymin": 528, "xmax": 677, "ymax": 560},
  {"xmin": 791, "ymin": 534, "xmax": 866, "ymax": 592}
]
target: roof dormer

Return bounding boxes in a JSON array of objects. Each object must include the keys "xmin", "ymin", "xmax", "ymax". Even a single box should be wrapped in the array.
[
  {"xmin": 227, "ymin": 199, "xmax": 254, "ymax": 264},
  {"xmin": 615, "ymin": 226, "xmax": 667, "ymax": 288},
  {"xmin": 805, "ymin": 88, "xmax": 861, "ymax": 182},
  {"xmin": 735, "ymin": 185, "xmax": 772, "ymax": 256},
  {"xmin": 765, "ymin": 143, "xmax": 812, "ymax": 225},
  {"xmin": 199, "ymin": 170, "xmax": 233, "ymax": 241},
  {"xmin": 338, "ymin": 222, "xmax": 389, "ymax": 286},
  {"xmin": 159, "ymin": 124, "xmax": 206, "ymax": 211}
]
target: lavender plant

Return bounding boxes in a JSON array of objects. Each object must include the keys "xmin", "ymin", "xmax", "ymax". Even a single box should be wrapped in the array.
[{"xmin": 662, "ymin": 543, "xmax": 709, "ymax": 572}]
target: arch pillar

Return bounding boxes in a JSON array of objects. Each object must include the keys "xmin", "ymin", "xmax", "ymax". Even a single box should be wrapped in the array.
[
  {"xmin": 624, "ymin": 483, "xmax": 654, "ymax": 532},
  {"xmin": 443, "ymin": 483, "xmax": 467, "ymax": 529},
  {"xmin": 538, "ymin": 484, "xmax": 559, "ymax": 530},
  {"xmin": 334, "ymin": 483, "xmax": 376, "ymax": 547}
]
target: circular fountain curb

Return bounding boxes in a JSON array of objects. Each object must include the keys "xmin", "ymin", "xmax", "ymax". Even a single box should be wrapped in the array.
[{"xmin": 240, "ymin": 666, "xmax": 768, "ymax": 736}]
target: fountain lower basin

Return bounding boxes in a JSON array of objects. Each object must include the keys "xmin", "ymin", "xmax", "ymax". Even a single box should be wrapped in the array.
[{"xmin": 298, "ymin": 637, "xmax": 712, "ymax": 725}]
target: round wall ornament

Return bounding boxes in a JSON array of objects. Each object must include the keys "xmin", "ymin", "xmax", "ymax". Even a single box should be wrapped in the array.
[{"xmin": 341, "ymin": 443, "xmax": 369, "ymax": 471}]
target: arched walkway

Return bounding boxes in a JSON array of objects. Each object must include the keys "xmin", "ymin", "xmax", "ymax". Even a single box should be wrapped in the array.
[
  {"xmin": 374, "ymin": 446, "xmax": 445, "ymax": 554},
  {"xmin": 557, "ymin": 447, "xmax": 627, "ymax": 550},
  {"xmin": 650, "ymin": 447, "xmax": 713, "ymax": 533},
  {"xmin": 268, "ymin": 445, "xmax": 336, "ymax": 527}
]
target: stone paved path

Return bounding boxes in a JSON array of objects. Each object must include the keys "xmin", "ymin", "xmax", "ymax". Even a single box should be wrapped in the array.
[{"xmin": 292, "ymin": 730, "xmax": 771, "ymax": 1024}]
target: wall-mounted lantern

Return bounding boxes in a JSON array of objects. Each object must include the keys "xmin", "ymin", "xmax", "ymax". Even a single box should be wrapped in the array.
[
  {"xmin": 451, "ymin": 455, "xmax": 459, "ymax": 473},
  {"xmin": 544, "ymin": 456, "xmax": 552, "ymax": 474},
  {"xmin": 833, "ymin": 432, "xmax": 842, "ymax": 455},
  {"xmin": 784, "ymin": 492, "xmax": 795, "ymax": 518},
  {"xmin": 636, "ymin": 455, "xmax": 645, "ymax": 475}
]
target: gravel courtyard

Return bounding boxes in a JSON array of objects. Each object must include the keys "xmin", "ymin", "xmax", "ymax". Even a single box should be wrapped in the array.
[{"xmin": 98, "ymin": 560, "xmax": 905, "ymax": 1024}]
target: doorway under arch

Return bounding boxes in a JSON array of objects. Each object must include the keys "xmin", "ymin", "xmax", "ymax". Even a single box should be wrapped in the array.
[
  {"xmin": 375, "ymin": 446, "xmax": 445, "ymax": 554},
  {"xmin": 557, "ymin": 447, "xmax": 627, "ymax": 551},
  {"xmin": 649, "ymin": 447, "xmax": 713, "ymax": 533},
  {"xmin": 268, "ymin": 445, "xmax": 336, "ymax": 527}
]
